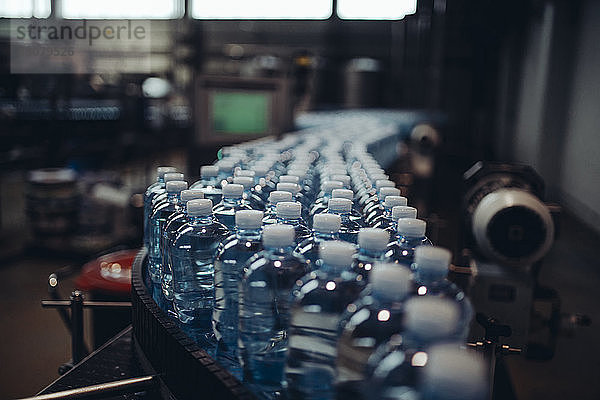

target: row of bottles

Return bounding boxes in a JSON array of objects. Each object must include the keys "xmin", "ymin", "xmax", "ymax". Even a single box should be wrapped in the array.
[{"xmin": 141, "ymin": 126, "xmax": 486, "ymax": 399}]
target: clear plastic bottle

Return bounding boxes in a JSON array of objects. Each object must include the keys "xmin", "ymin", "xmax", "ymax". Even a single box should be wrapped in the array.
[
  {"xmin": 145, "ymin": 171, "xmax": 184, "ymax": 247},
  {"xmin": 212, "ymin": 210, "xmax": 264, "ymax": 379},
  {"xmin": 233, "ymin": 176, "xmax": 265, "ymax": 211},
  {"xmin": 353, "ymin": 228, "xmax": 390, "ymax": 281},
  {"xmin": 384, "ymin": 205, "xmax": 418, "ymax": 236},
  {"xmin": 213, "ymin": 183, "xmax": 252, "ymax": 230},
  {"xmin": 294, "ymin": 213, "xmax": 341, "ymax": 268},
  {"xmin": 331, "ymin": 188, "xmax": 366, "ymax": 227},
  {"xmin": 143, "ymin": 166, "xmax": 177, "ymax": 248},
  {"xmin": 171, "ymin": 199, "xmax": 229, "ymax": 347},
  {"xmin": 308, "ymin": 180, "xmax": 344, "ymax": 219},
  {"xmin": 276, "ymin": 201, "xmax": 312, "ymax": 244},
  {"xmin": 364, "ymin": 187, "xmax": 402, "ymax": 226},
  {"xmin": 238, "ymin": 224, "xmax": 310, "ymax": 394},
  {"xmin": 148, "ymin": 180, "xmax": 188, "ymax": 284},
  {"xmin": 325, "ymin": 198, "xmax": 361, "ymax": 244},
  {"xmin": 412, "ymin": 246, "xmax": 473, "ymax": 338},
  {"xmin": 286, "ymin": 241, "xmax": 364, "ymax": 400},
  {"xmin": 336, "ymin": 264, "xmax": 413, "ymax": 396},
  {"xmin": 386, "ymin": 218, "xmax": 432, "ymax": 267},
  {"xmin": 190, "ymin": 165, "xmax": 222, "ymax": 205},
  {"xmin": 370, "ymin": 195, "xmax": 408, "ymax": 230},
  {"xmin": 263, "ymin": 190, "xmax": 293, "ymax": 225}
]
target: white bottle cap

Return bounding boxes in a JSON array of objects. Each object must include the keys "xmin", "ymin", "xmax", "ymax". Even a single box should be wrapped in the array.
[
  {"xmin": 164, "ymin": 172, "xmax": 185, "ymax": 182},
  {"xmin": 321, "ymin": 181, "xmax": 344, "ymax": 194},
  {"xmin": 358, "ymin": 228, "xmax": 390, "ymax": 252},
  {"xmin": 383, "ymin": 196, "xmax": 408, "ymax": 209},
  {"xmin": 379, "ymin": 187, "xmax": 401, "ymax": 199},
  {"xmin": 286, "ymin": 169, "xmax": 306, "ymax": 180},
  {"xmin": 251, "ymin": 165, "xmax": 269, "ymax": 177},
  {"xmin": 397, "ymin": 218, "xmax": 427, "ymax": 237},
  {"xmin": 233, "ymin": 176, "xmax": 253, "ymax": 189},
  {"xmin": 319, "ymin": 240, "xmax": 356, "ymax": 267},
  {"xmin": 262, "ymin": 224, "xmax": 295, "ymax": 248},
  {"xmin": 331, "ymin": 174, "xmax": 351, "ymax": 187},
  {"xmin": 414, "ymin": 246, "xmax": 452, "ymax": 279},
  {"xmin": 403, "ymin": 297, "xmax": 460, "ymax": 340},
  {"xmin": 421, "ymin": 344, "xmax": 488, "ymax": 400},
  {"xmin": 392, "ymin": 206, "xmax": 418, "ymax": 220},
  {"xmin": 235, "ymin": 169, "xmax": 256, "ymax": 178},
  {"xmin": 279, "ymin": 175, "xmax": 300, "ymax": 184},
  {"xmin": 277, "ymin": 182, "xmax": 301, "ymax": 195},
  {"xmin": 268, "ymin": 190, "xmax": 293, "ymax": 204},
  {"xmin": 313, "ymin": 213, "xmax": 341, "ymax": 234},
  {"xmin": 375, "ymin": 179, "xmax": 395, "ymax": 189},
  {"xmin": 370, "ymin": 263, "xmax": 412, "ymax": 301},
  {"xmin": 187, "ymin": 199, "xmax": 213, "ymax": 216},
  {"xmin": 276, "ymin": 201, "xmax": 302, "ymax": 219},
  {"xmin": 222, "ymin": 183, "xmax": 244, "ymax": 198},
  {"xmin": 200, "ymin": 165, "xmax": 218, "ymax": 178},
  {"xmin": 157, "ymin": 166, "xmax": 177, "ymax": 178},
  {"xmin": 236, "ymin": 210, "xmax": 264, "ymax": 229},
  {"xmin": 370, "ymin": 173, "xmax": 388, "ymax": 182},
  {"xmin": 328, "ymin": 198, "xmax": 352, "ymax": 213},
  {"xmin": 180, "ymin": 189, "xmax": 204, "ymax": 202},
  {"xmin": 331, "ymin": 189, "xmax": 354, "ymax": 200},
  {"xmin": 218, "ymin": 160, "xmax": 235, "ymax": 172},
  {"xmin": 166, "ymin": 180, "xmax": 188, "ymax": 193}
]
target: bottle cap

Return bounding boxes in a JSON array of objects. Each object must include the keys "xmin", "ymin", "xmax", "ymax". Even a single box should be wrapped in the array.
[
  {"xmin": 319, "ymin": 240, "xmax": 356, "ymax": 267},
  {"xmin": 262, "ymin": 224, "xmax": 295, "ymax": 248},
  {"xmin": 235, "ymin": 169, "xmax": 256, "ymax": 178},
  {"xmin": 392, "ymin": 206, "xmax": 417, "ymax": 220},
  {"xmin": 375, "ymin": 179, "xmax": 395, "ymax": 189},
  {"xmin": 369, "ymin": 173, "xmax": 388, "ymax": 182},
  {"xmin": 277, "ymin": 182, "xmax": 301, "ymax": 195},
  {"xmin": 397, "ymin": 218, "xmax": 427, "ymax": 237},
  {"xmin": 403, "ymin": 297, "xmax": 460, "ymax": 340},
  {"xmin": 384, "ymin": 195, "xmax": 408, "ymax": 209},
  {"xmin": 251, "ymin": 165, "xmax": 269, "ymax": 177},
  {"xmin": 279, "ymin": 175, "xmax": 300, "ymax": 184},
  {"xmin": 287, "ymin": 169, "xmax": 306, "ymax": 180},
  {"xmin": 370, "ymin": 263, "xmax": 412, "ymax": 301},
  {"xmin": 157, "ymin": 166, "xmax": 177, "ymax": 178},
  {"xmin": 233, "ymin": 176, "xmax": 253, "ymax": 189},
  {"xmin": 276, "ymin": 201, "xmax": 302, "ymax": 219},
  {"xmin": 200, "ymin": 165, "xmax": 218, "ymax": 178},
  {"xmin": 321, "ymin": 181, "xmax": 344, "ymax": 194},
  {"xmin": 187, "ymin": 199, "xmax": 213, "ymax": 216},
  {"xmin": 331, "ymin": 189, "xmax": 354, "ymax": 200},
  {"xmin": 313, "ymin": 213, "xmax": 341, "ymax": 234},
  {"xmin": 164, "ymin": 172, "xmax": 185, "ymax": 182},
  {"xmin": 236, "ymin": 210, "xmax": 264, "ymax": 229},
  {"xmin": 180, "ymin": 189, "xmax": 204, "ymax": 202},
  {"xmin": 268, "ymin": 190, "xmax": 293, "ymax": 204},
  {"xmin": 331, "ymin": 174, "xmax": 351, "ymax": 187},
  {"xmin": 421, "ymin": 344, "xmax": 488, "ymax": 400},
  {"xmin": 414, "ymin": 246, "xmax": 452, "ymax": 278},
  {"xmin": 217, "ymin": 160, "xmax": 235, "ymax": 172},
  {"xmin": 358, "ymin": 228, "xmax": 390, "ymax": 252},
  {"xmin": 166, "ymin": 180, "xmax": 188, "ymax": 193},
  {"xmin": 328, "ymin": 198, "xmax": 352, "ymax": 213},
  {"xmin": 222, "ymin": 183, "xmax": 244, "ymax": 198},
  {"xmin": 379, "ymin": 187, "xmax": 401, "ymax": 199}
]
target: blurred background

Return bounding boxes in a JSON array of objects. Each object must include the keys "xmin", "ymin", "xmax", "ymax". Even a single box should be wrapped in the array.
[{"xmin": 0, "ymin": 0, "xmax": 598, "ymax": 399}]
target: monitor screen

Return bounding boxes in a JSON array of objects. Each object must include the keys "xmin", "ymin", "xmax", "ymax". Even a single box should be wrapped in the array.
[{"xmin": 210, "ymin": 90, "xmax": 271, "ymax": 135}]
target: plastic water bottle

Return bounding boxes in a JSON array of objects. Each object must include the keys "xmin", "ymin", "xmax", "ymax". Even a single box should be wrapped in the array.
[
  {"xmin": 412, "ymin": 246, "xmax": 473, "ymax": 337},
  {"xmin": 364, "ymin": 187, "xmax": 402, "ymax": 226},
  {"xmin": 144, "ymin": 171, "xmax": 183, "ymax": 248},
  {"xmin": 212, "ymin": 210, "xmax": 264, "ymax": 378},
  {"xmin": 190, "ymin": 165, "xmax": 222, "ymax": 205},
  {"xmin": 294, "ymin": 213, "xmax": 341, "ymax": 268},
  {"xmin": 161, "ymin": 189, "xmax": 205, "ymax": 300},
  {"xmin": 364, "ymin": 298, "xmax": 465, "ymax": 400},
  {"xmin": 213, "ymin": 183, "xmax": 252, "ymax": 230},
  {"xmin": 286, "ymin": 240, "xmax": 363, "ymax": 400},
  {"xmin": 143, "ymin": 166, "xmax": 177, "ymax": 248},
  {"xmin": 263, "ymin": 190, "xmax": 293, "ymax": 225},
  {"xmin": 331, "ymin": 188, "xmax": 366, "ymax": 227},
  {"xmin": 233, "ymin": 176, "xmax": 265, "ymax": 211},
  {"xmin": 171, "ymin": 199, "xmax": 229, "ymax": 350},
  {"xmin": 238, "ymin": 224, "xmax": 310, "ymax": 394},
  {"xmin": 353, "ymin": 228, "xmax": 390, "ymax": 281},
  {"xmin": 277, "ymin": 182, "xmax": 310, "ymax": 219},
  {"xmin": 336, "ymin": 264, "xmax": 413, "ymax": 396},
  {"xmin": 325, "ymin": 198, "xmax": 361, "ymax": 243},
  {"xmin": 148, "ymin": 180, "xmax": 188, "ymax": 284},
  {"xmin": 384, "ymin": 205, "xmax": 418, "ymax": 235},
  {"xmin": 275, "ymin": 201, "xmax": 311, "ymax": 244},
  {"xmin": 370, "ymin": 195, "xmax": 408, "ymax": 230},
  {"xmin": 386, "ymin": 218, "xmax": 432, "ymax": 267},
  {"xmin": 308, "ymin": 180, "xmax": 344, "ymax": 218}
]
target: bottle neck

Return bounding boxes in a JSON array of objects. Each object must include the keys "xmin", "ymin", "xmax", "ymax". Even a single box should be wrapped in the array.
[
  {"xmin": 277, "ymin": 216, "xmax": 302, "ymax": 226},
  {"xmin": 415, "ymin": 269, "xmax": 447, "ymax": 285},
  {"xmin": 189, "ymin": 214, "xmax": 214, "ymax": 225},
  {"xmin": 359, "ymin": 247, "xmax": 385, "ymax": 259},
  {"xmin": 167, "ymin": 193, "xmax": 180, "ymax": 204},
  {"xmin": 236, "ymin": 228, "xmax": 261, "ymax": 240},
  {"xmin": 201, "ymin": 177, "xmax": 218, "ymax": 187},
  {"xmin": 222, "ymin": 197, "xmax": 241, "ymax": 207},
  {"xmin": 397, "ymin": 233, "xmax": 425, "ymax": 244},
  {"xmin": 319, "ymin": 262, "xmax": 346, "ymax": 276},
  {"xmin": 314, "ymin": 231, "xmax": 339, "ymax": 241},
  {"xmin": 264, "ymin": 244, "xmax": 294, "ymax": 255}
]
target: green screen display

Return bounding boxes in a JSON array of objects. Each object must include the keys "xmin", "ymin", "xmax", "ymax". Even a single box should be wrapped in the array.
[{"xmin": 211, "ymin": 91, "xmax": 270, "ymax": 134}]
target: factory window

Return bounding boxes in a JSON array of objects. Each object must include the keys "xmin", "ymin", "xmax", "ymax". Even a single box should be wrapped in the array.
[
  {"xmin": 191, "ymin": 0, "xmax": 332, "ymax": 19},
  {"xmin": 59, "ymin": 0, "xmax": 184, "ymax": 19},
  {"xmin": 337, "ymin": 0, "xmax": 417, "ymax": 20},
  {"xmin": 0, "ymin": 0, "xmax": 50, "ymax": 18}
]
